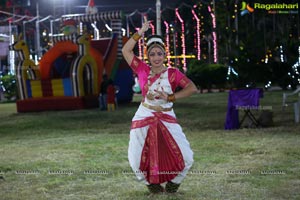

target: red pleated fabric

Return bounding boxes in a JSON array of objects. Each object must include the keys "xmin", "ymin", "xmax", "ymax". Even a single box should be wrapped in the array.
[{"xmin": 131, "ymin": 112, "xmax": 185, "ymax": 184}]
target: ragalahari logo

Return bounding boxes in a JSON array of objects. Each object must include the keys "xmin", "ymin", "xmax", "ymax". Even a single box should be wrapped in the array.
[
  {"xmin": 240, "ymin": 1, "xmax": 254, "ymax": 16},
  {"xmin": 240, "ymin": 2, "xmax": 298, "ymax": 15}
]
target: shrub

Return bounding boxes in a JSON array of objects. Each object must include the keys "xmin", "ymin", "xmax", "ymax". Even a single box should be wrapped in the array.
[
  {"xmin": 0, "ymin": 73, "xmax": 17, "ymax": 101},
  {"xmin": 187, "ymin": 59, "xmax": 227, "ymax": 91}
]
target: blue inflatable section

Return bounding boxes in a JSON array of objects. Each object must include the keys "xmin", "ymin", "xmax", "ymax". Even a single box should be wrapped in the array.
[
  {"xmin": 114, "ymin": 69, "xmax": 134, "ymax": 103},
  {"xmin": 63, "ymin": 78, "xmax": 73, "ymax": 96},
  {"xmin": 26, "ymin": 80, "xmax": 32, "ymax": 98}
]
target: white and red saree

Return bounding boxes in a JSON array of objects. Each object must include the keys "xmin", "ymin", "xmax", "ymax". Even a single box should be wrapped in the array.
[{"xmin": 128, "ymin": 56, "xmax": 194, "ymax": 184}]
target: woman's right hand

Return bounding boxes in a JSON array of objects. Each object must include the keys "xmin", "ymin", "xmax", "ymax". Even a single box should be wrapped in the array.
[{"xmin": 138, "ymin": 16, "xmax": 150, "ymax": 35}]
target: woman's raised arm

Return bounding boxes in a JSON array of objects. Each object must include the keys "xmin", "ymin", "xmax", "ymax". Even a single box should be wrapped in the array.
[{"xmin": 122, "ymin": 18, "xmax": 150, "ymax": 65}]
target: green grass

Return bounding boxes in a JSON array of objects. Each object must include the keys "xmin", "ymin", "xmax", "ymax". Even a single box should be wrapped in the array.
[{"xmin": 0, "ymin": 91, "xmax": 299, "ymax": 199}]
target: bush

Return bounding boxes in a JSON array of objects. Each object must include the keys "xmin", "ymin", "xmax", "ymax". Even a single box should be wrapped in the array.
[
  {"xmin": 0, "ymin": 73, "xmax": 17, "ymax": 101},
  {"xmin": 187, "ymin": 59, "xmax": 227, "ymax": 91}
]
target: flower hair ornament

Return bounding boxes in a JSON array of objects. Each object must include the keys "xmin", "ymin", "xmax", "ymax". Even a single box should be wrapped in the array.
[{"xmin": 146, "ymin": 35, "xmax": 166, "ymax": 57}]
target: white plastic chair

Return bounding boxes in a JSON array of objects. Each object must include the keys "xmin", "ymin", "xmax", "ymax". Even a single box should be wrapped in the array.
[{"xmin": 282, "ymin": 87, "xmax": 300, "ymax": 123}]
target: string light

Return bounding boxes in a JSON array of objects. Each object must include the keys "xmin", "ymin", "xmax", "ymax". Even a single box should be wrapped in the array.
[
  {"xmin": 265, "ymin": 54, "xmax": 268, "ymax": 64},
  {"xmin": 208, "ymin": 5, "xmax": 218, "ymax": 63},
  {"xmin": 192, "ymin": 6, "xmax": 201, "ymax": 60},
  {"xmin": 135, "ymin": 28, "xmax": 143, "ymax": 60},
  {"xmin": 289, "ymin": 46, "xmax": 300, "ymax": 84},
  {"xmin": 163, "ymin": 20, "xmax": 171, "ymax": 67},
  {"xmin": 298, "ymin": 46, "xmax": 300, "ymax": 64},
  {"xmin": 280, "ymin": 45, "xmax": 284, "ymax": 62},
  {"xmin": 265, "ymin": 81, "xmax": 272, "ymax": 89},
  {"xmin": 125, "ymin": 2, "xmax": 219, "ymax": 69},
  {"xmin": 227, "ymin": 65, "xmax": 238, "ymax": 80},
  {"xmin": 175, "ymin": 8, "xmax": 187, "ymax": 72},
  {"xmin": 149, "ymin": 21, "xmax": 155, "ymax": 35}
]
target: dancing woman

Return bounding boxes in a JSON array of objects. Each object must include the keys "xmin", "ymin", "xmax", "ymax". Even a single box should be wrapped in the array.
[{"xmin": 122, "ymin": 19, "xmax": 198, "ymax": 194}]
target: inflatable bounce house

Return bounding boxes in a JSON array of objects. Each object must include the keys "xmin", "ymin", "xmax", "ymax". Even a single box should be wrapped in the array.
[{"xmin": 11, "ymin": 11, "xmax": 134, "ymax": 112}]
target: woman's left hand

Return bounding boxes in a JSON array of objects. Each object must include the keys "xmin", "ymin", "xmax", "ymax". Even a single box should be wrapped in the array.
[{"xmin": 154, "ymin": 88, "xmax": 169, "ymax": 101}]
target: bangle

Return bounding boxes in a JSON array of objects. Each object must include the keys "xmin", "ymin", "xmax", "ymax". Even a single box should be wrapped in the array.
[
  {"xmin": 132, "ymin": 32, "xmax": 142, "ymax": 41},
  {"xmin": 167, "ymin": 94, "xmax": 176, "ymax": 102}
]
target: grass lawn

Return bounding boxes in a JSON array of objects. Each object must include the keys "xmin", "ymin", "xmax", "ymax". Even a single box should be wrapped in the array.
[{"xmin": 0, "ymin": 90, "xmax": 299, "ymax": 200}]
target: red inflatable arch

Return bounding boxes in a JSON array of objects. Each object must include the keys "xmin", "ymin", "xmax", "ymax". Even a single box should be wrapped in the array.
[{"xmin": 39, "ymin": 41, "xmax": 104, "ymax": 87}]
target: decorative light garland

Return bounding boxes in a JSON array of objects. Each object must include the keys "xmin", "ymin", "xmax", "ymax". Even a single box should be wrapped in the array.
[
  {"xmin": 175, "ymin": 8, "xmax": 187, "ymax": 72},
  {"xmin": 298, "ymin": 46, "xmax": 300, "ymax": 64},
  {"xmin": 280, "ymin": 45, "xmax": 284, "ymax": 62},
  {"xmin": 290, "ymin": 46, "xmax": 300, "ymax": 84},
  {"xmin": 135, "ymin": 28, "xmax": 143, "ymax": 60},
  {"xmin": 265, "ymin": 54, "xmax": 268, "ymax": 64},
  {"xmin": 192, "ymin": 6, "xmax": 201, "ymax": 60},
  {"xmin": 208, "ymin": 5, "xmax": 218, "ymax": 63},
  {"xmin": 125, "ymin": 2, "xmax": 219, "ymax": 69},
  {"xmin": 149, "ymin": 22, "xmax": 155, "ymax": 35},
  {"xmin": 163, "ymin": 20, "xmax": 171, "ymax": 67},
  {"xmin": 265, "ymin": 81, "xmax": 272, "ymax": 89},
  {"xmin": 226, "ymin": 65, "xmax": 238, "ymax": 80}
]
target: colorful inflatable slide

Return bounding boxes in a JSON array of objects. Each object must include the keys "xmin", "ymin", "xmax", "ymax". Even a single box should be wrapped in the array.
[{"xmin": 13, "ymin": 11, "xmax": 133, "ymax": 112}]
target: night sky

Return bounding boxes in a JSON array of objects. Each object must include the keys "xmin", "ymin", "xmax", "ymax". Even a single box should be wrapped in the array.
[{"xmin": 30, "ymin": 0, "xmax": 179, "ymax": 17}]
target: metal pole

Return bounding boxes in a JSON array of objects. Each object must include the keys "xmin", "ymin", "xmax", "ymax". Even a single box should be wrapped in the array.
[
  {"xmin": 8, "ymin": 21, "xmax": 15, "ymax": 74},
  {"xmin": 50, "ymin": 20, "xmax": 53, "ymax": 46},
  {"xmin": 208, "ymin": 40, "xmax": 211, "ymax": 64},
  {"xmin": 156, "ymin": 0, "xmax": 161, "ymax": 35},
  {"xmin": 141, "ymin": 14, "xmax": 144, "ymax": 60},
  {"xmin": 173, "ymin": 28, "xmax": 177, "ymax": 66},
  {"xmin": 23, "ymin": 21, "xmax": 26, "ymax": 42},
  {"xmin": 64, "ymin": 1, "xmax": 66, "ymax": 15},
  {"xmin": 126, "ymin": 15, "xmax": 129, "ymax": 37},
  {"xmin": 53, "ymin": 0, "xmax": 56, "ymax": 18},
  {"xmin": 35, "ymin": 2, "xmax": 41, "ymax": 58}
]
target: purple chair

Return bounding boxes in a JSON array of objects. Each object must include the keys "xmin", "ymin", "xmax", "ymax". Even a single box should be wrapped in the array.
[{"xmin": 225, "ymin": 88, "xmax": 264, "ymax": 130}]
